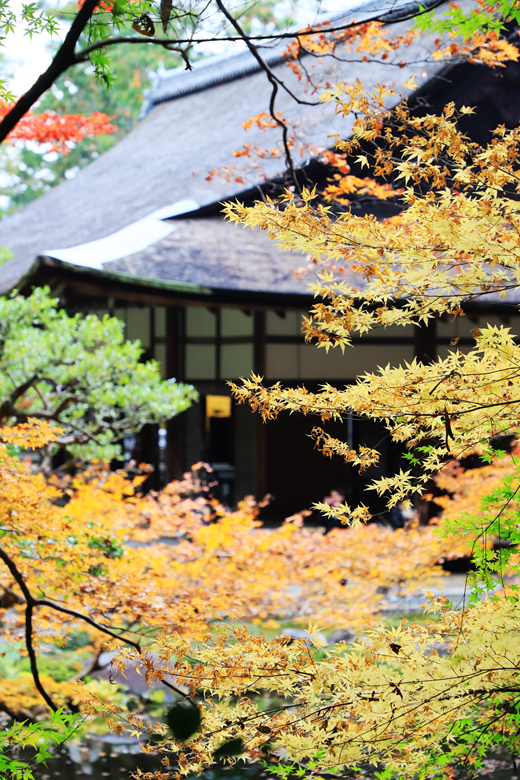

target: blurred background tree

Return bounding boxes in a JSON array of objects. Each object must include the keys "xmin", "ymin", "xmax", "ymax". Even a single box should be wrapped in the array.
[
  {"xmin": 0, "ymin": 0, "xmax": 306, "ymax": 215},
  {"xmin": 0, "ymin": 29, "xmax": 180, "ymax": 214}
]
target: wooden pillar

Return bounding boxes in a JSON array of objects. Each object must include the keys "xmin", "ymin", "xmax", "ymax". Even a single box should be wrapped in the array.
[
  {"xmin": 254, "ymin": 311, "xmax": 267, "ymax": 499},
  {"xmin": 166, "ymin": 306, "xmax": 184, "ymax": 481}
]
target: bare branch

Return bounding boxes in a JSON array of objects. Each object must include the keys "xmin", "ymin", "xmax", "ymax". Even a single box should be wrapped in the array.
[
  {"xmin": 75, "ymin": 0, "xmax": 447, "ymax": 60},
  {"xmin": 214, "ymin": 0, "xmax": 304, "ymax": 192},
  {"xmin": 74, "ymin": 36, "xmax": 188, "ymax": 62}
]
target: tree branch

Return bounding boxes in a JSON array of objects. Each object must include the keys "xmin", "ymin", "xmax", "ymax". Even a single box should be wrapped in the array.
[
  {"xmin": 74, "ymin": 36, "xmax": 188, "ymax": 62},
  {"xmin": 25, "ymin": 602, "xmax": 59, "ymax": 712},
  {"xmin": 75, "ymin": 0, "xmax": 447, "ymax": 59},
  {"xmin": 36, "ymin": 598, "xmax": 142, "ymax": 649},
  {"xmin": 0, "ymin": 546, "xmax": 191, "ymax": 706},
  {"xmin": 0, "ymin": 0, "xmax": 100, "ymax": 143},
  {"xmin": 0, "ymin": 0, "xmax": 446, "ymax": 144},
  {"xmin": 214, "ymin": 0, "xmax": 304, "ymax": 193},
  {"xmin": 0, "ymin": 374, "xmax": 40, "ymax": 420},
  {"xmin": 0, "ymin": 546, "xmax": 32, "ymax": 602}
]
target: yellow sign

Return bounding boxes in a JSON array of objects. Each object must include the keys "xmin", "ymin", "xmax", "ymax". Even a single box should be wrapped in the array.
[{"xmin": 206, "ymin": 395, "xmax": 232, "ymax": 428}]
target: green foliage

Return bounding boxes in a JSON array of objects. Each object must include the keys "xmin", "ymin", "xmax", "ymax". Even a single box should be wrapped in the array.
[
  {"xmin": 0, "ymin": 708, "xmax": 81, "ymax": 780},
  {"xmin": 264, "ymin": 749, "xmax": 343, "ymax": 778},
  {"xmin": 87, "ymin": 534, "xmax": 124, "ymax": 558},
  {"xmin": 19, "ymin": 653, "xmax": 87, "ymax": 683},
  {"xmin": 63, "ymin": 630, "xmax": 91, "ymax": 650},
  {"xmin": 440, "ymin": 464, "xmax": 520, "ymax": 604},
  {"xmin": 0, "ymin": 642, "xmax": 89, "ymax": 681},
  {"xmin": 0, "ymin": 247, "xmax": 12, "ymax": 265},
  {"xmin": 42, "ymin": 40, "xmax": 175, "ymax": 128},
  {"xmin": 416, "ymin": 0, "xmax": 520, "ymax": 36},
  {"xmin": 0, "ymin": 2, "xmax": 58, "ymax": 104},
  {"xmin": 0, "ymin": 642, "xmax": 27, "ymax": 679},
  {"xmin": 0, "ymin": 287, "xmax": 198, "ymax": 458}
]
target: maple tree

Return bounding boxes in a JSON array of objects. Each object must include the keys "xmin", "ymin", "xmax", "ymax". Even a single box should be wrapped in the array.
[
  {"xmin": 225, "ymin": 85, "xmax": 520, "ymax": 515},
  {"xmin": 0, "ymin": 100, "xmax": 116, "ymax": 154},
  {"xmin": 4, "ymin": 4, "xmax": 520, "ymax": 780},
  {"xmin": 0, "ymin": 38, "xmax": 178, "ymax": 215},
  {"xmin": 0, "ymin": 99, "xmax": 117, "ymax": 215},
  {"xmin": 98, "ymin": 75, "xmax": 520, "ymax": 779},
  {"xmin": 0, "ymin": 416, "xmax": 471, "ymax": 774},
  {"xmin": 116, "ymin": 457, "xmax": 520, "ymax": 780},
  {"xmin": 0, "ymin": 0, "xmax": 516, "ymax": 213},
  {"xmin": 62, "ymin": 31, "xmax": 520, "ymax": 779},
  {"xmin": 205, "ymin": 5, "xmax": 520, "ymax": 206},
  {"xmin": 0, "ymin": 0, "xmax": 516, "ymax": 176},
  {"xmin": 0, "ymin": 0, "xmax": 428, "ymax": 149}
]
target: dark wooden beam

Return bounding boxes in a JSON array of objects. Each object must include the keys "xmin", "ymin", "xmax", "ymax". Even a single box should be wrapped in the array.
[
  {"xmin": 166, "ymin": 306, "xmax": 184, "ymax": 481},
  {"xmin": 253, "ymin": 311, "xmax": 267, "ymax": 499},
  {"xmin": 33, "ymin": 259, "xmax": 315, "ymax": 311}
]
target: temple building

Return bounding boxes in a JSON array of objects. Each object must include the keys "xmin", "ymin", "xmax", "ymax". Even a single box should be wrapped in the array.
[{"xmin": 1, "ymin": 0, "xmax": 520, "ymax": 518}]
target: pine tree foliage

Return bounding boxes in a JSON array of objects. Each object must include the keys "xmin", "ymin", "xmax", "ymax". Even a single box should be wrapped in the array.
[{"xmin": 0, "ymin": 288, "xmax": 197, "ymax": 459}]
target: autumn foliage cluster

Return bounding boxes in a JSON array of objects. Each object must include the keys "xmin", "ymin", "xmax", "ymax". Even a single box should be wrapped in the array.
[
  {"xmin": 0, "ymin": 417, "xmax": 467, "ymax": 721},
  {"xmin": 156, "ymin": 68, "xmax": 520, "ymax": 776},
  {"xmin": 0, "ymin": 101, "xmax": 116, "ymax": 154},
  {"xmin": 90, "ymin": 85, "xmax": 520, "ymax": 772},
  {"xmin": 109, "ymin": 596, "xmax": 520, "ymax": 780},
  {"xmin": 227, "ymin": 85, "xmax": 520, "ymax": 517},
  {"xmin": 75, "ymin": 24, "xmax": 520, "ymax": 777},
  {"xmin": 4, "ymin": 414, "xmax": 519, "ymax": 778},
  {"xmin": 216, "ymin": 14, "xmax": 520, "ymax": 194}
]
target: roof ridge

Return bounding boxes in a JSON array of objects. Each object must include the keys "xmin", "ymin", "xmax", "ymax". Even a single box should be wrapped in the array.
[
  {"xmin": 139, "ymin": 0, "xmax": 443, "ymax": 117},
  {"xmin": 140, "ymin": 46, "xmax": 286, "ymax": 117}
]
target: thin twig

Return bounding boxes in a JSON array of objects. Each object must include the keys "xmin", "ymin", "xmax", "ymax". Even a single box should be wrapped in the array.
[
  {"xmin": 215, "ymin": 0, "xmax": 305, "ymax": 193},
  {"xmin": 35, "ymin": 598, "xmax": 141, "ymax": 650},
  {"xmin": 75, "ymin": 0, "xmax": 448, "ymax": 58},
  {"xmin": 0, "ymin": 547, "xmax": 190, "ymax": 707}
]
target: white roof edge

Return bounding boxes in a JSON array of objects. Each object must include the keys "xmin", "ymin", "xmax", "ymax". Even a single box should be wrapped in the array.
[{"xmin": 43, "ymin": 198, "xmax": 200, "ymax": 270}]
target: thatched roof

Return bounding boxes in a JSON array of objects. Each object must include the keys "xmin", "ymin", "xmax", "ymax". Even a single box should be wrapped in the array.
[
  {"xmin": 105, "ymin": 217, "xmax": 314, "ymax": 293},
  {"xmin": 0, "ymin": 0, "xmax": 508, "ymax": 298}
]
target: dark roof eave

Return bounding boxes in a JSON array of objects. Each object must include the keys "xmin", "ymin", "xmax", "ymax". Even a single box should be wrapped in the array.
[
  {"xmin": 0, "ymin": 255, "xmax": 43, "ymax": 296},
  {"xmin": 24, "ymin": 259, "xmax": 520, "ymax": 314},
  {"xmin": 33, "ymin": 255, "xmax": 314, "ymax": 309},
  {"xmin": 39, "ymin": 255, "xmax": 212, "ymax": 295}
]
